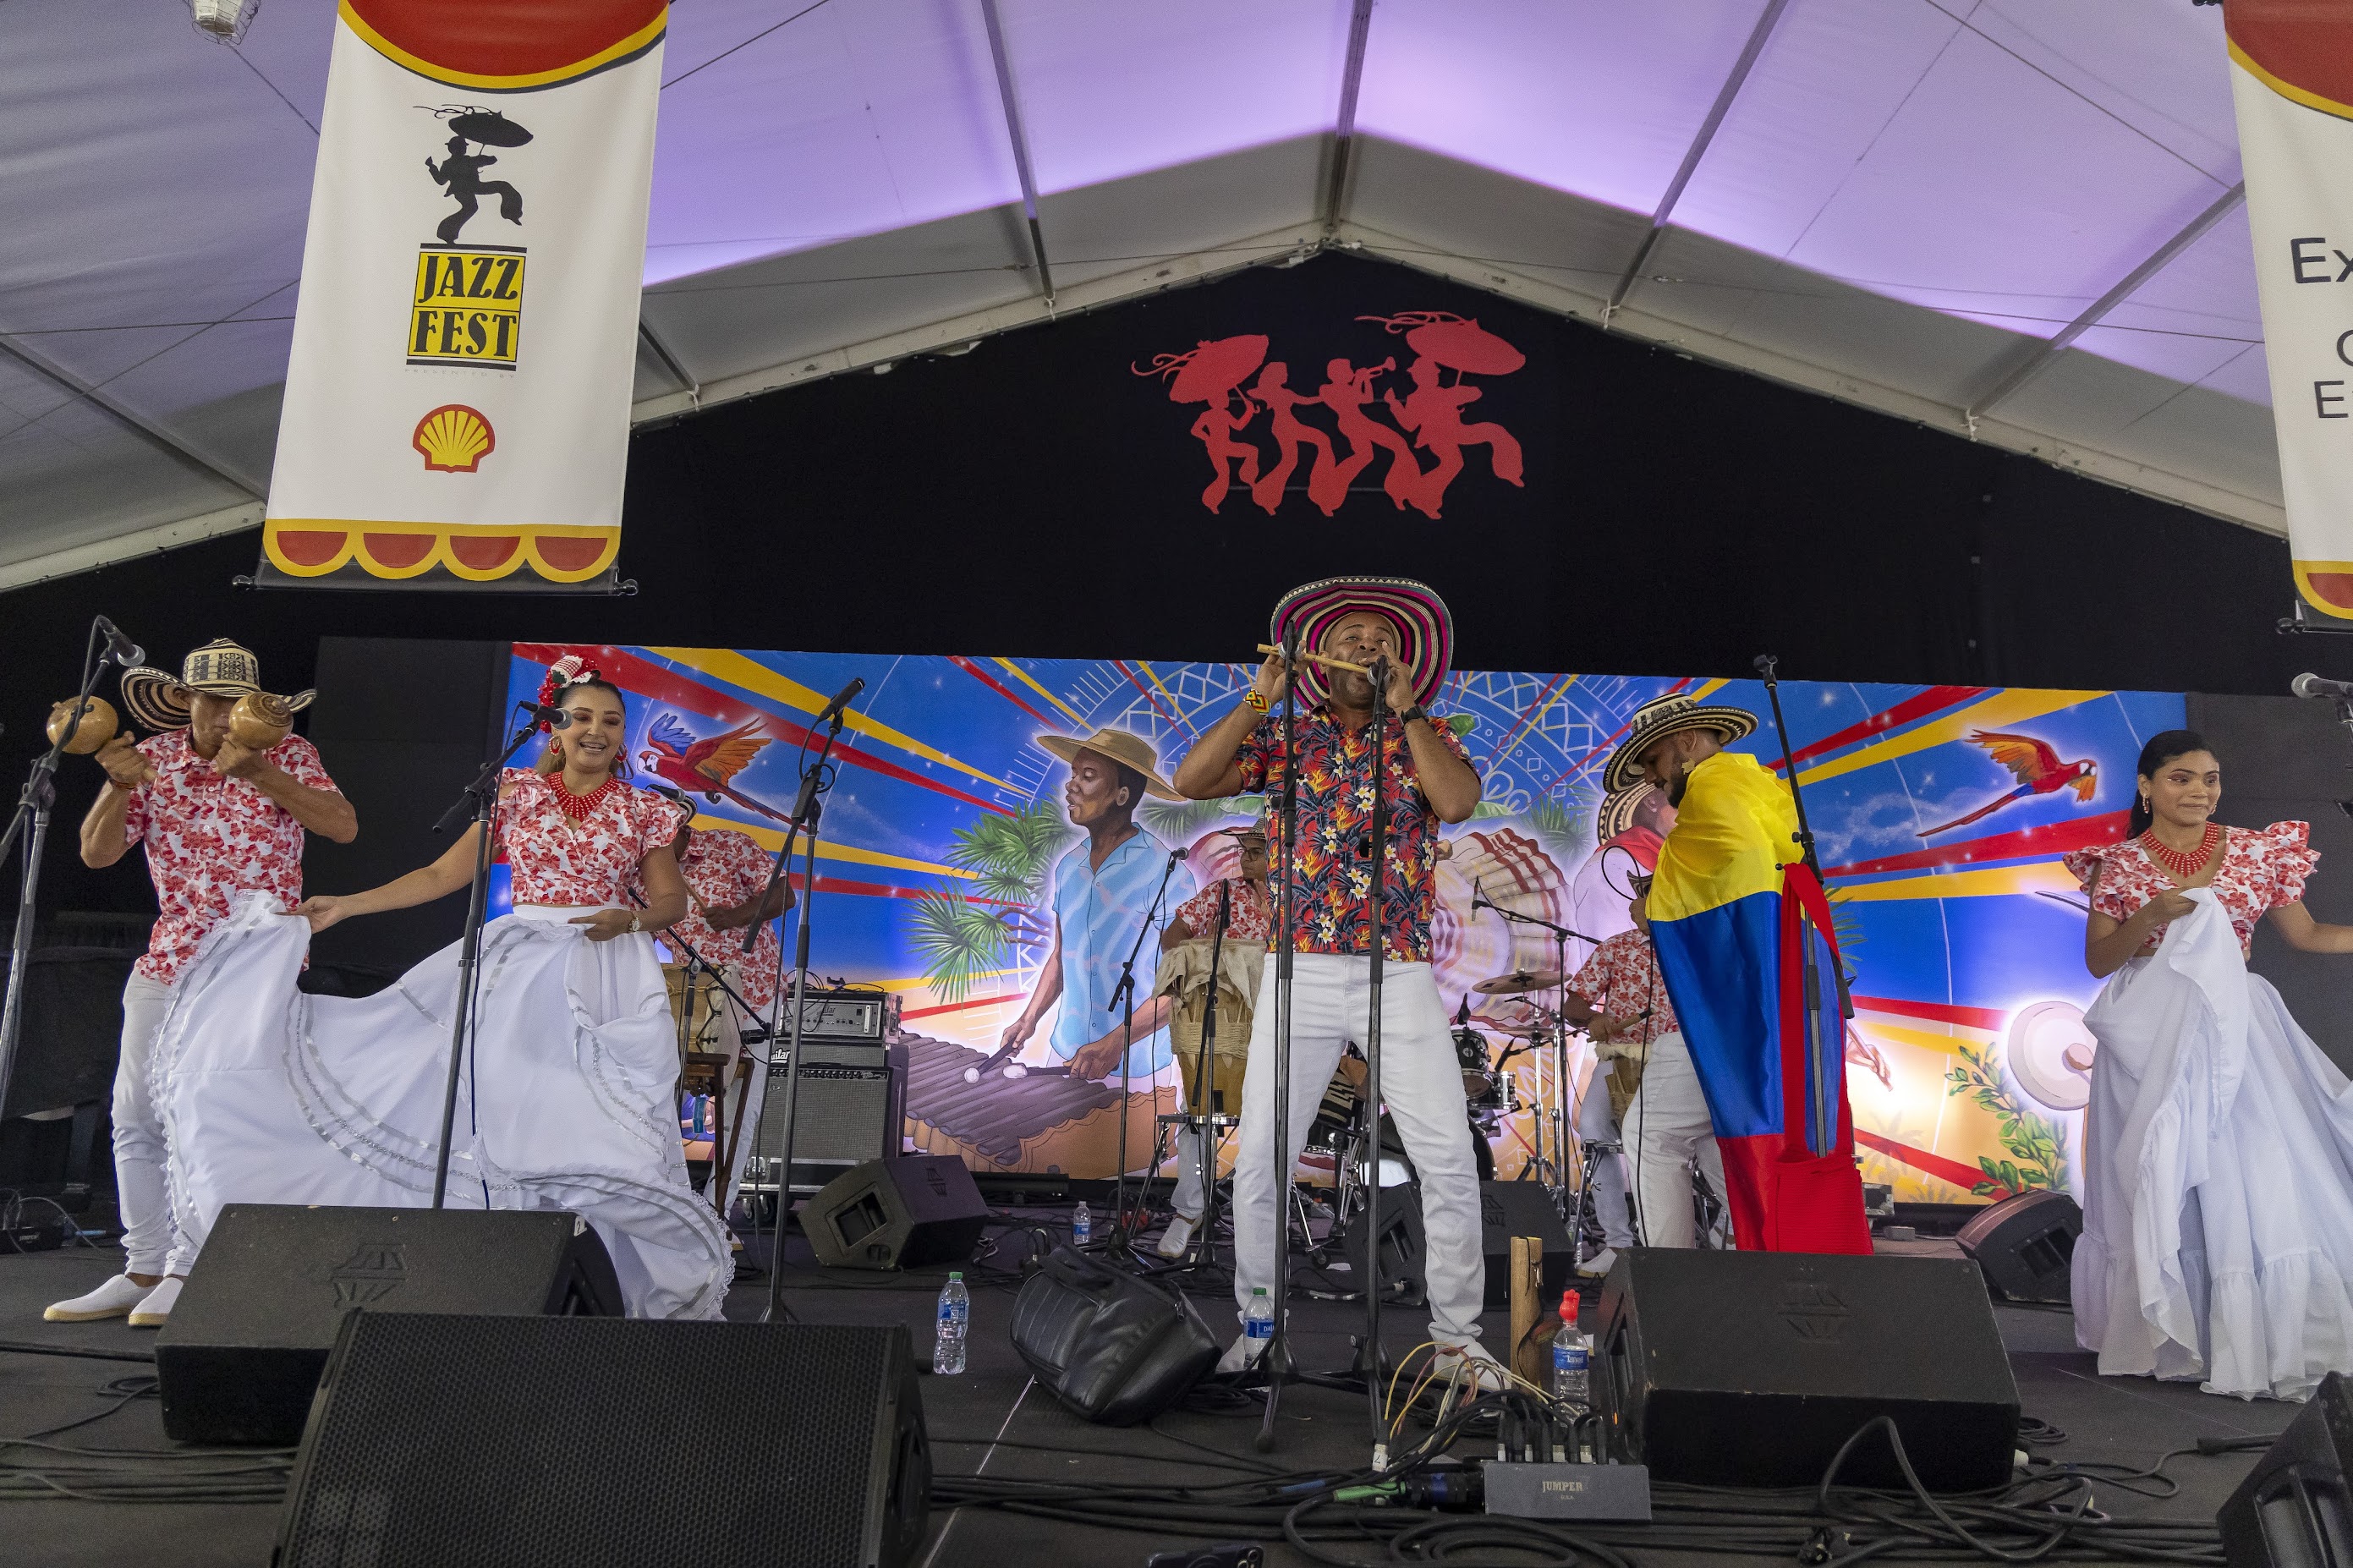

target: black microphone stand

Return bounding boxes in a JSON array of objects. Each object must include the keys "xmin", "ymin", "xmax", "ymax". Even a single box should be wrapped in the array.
[
  {"xmin": 1257, "ymin": 622, "xmax": 1304, "ymax": 1454},
  {"xmin": 1470, "ymin": 892, "xmax": 1606, "ymax": 1232},
  {"xmin": 427, "ymin": 705, "xmax": 559, "ymax": 1208},
  {"xmin": 0, "ymin": 620, "xmax": 112, "ymax": 1121},
  {"xmin": 1358, "ymin": 657, "xmax": 1392, "ymax": 1459},
  {"xmin": 757, "ymin": 699, "xmax": 854, "ymax": 1325},
  {"xmin": 1105, "ymin": 845, "xmax": 1187, "ymax": 1243},
  {"xmin": 1752, "ymin": 655, "xmax": 1851, "ymax": 1162}
]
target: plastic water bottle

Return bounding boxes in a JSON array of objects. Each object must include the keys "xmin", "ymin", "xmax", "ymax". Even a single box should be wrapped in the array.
[
  {"xmin": 935, "ymin": 1272, "xmax": 969, "ymax": 1375},
  {"xmin": 1551, "ymin": 1289, "xmax": 1591, "ymax": 1408},
  {"xmin": 1244, "ymin": 1286, "xmax": 1275, "ymax": 1354},
  {"xmin": 1072, "ymin": 1199, "xmax": 1092, "ymax": 1246}
]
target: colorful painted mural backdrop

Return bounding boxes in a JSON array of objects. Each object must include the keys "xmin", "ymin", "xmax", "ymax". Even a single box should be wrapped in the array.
[{"xmin": 504, "ymin": 644, "xmax": 2183, "ymax": 1207}]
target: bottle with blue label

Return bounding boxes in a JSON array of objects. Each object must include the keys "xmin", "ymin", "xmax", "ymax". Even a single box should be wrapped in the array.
[
  {"xmin": 935, "ymin": 1272, "xmax": 969, "ymax": 1375},
  {"xmin": 1552, "ymin": 1289, "xmax": 1591, "ymax": 1408},
  {"xmin": 1072, "ymin": 1199, "xmax": 1092, "ymax": 1246},
  {"xmin": 1244, "ymin": 1286, "xmax": 1275, "ymax": 1354}
]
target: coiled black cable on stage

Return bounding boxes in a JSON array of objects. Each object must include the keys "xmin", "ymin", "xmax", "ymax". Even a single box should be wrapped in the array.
[{"xmin": 0, "ymin": 1375, "xmax": 295, "ymax": 1505}]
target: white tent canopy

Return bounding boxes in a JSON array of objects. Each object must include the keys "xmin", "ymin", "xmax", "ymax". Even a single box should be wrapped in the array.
[{"xmin": 0, "ymin": 0, "xmax": 2274, "ymax": 589}]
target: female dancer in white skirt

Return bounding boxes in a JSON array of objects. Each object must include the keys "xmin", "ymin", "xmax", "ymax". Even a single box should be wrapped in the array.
[
  {"xmin": 152, "ymin": 659, "xmax": 730, "ymax": 1320},
  {"xmin": 2065, "ymin": 729, "xmax": 2353, "ymax": 1400}
]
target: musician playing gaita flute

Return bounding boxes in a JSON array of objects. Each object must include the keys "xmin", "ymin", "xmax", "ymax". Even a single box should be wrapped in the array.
[{"xmin": 1174, "ymin": 577, "xmax": 1502, "ymax": 1386}]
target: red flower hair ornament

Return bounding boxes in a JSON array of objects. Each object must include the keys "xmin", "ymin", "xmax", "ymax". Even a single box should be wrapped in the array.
[{"xmin": 535, "ymin": 654, "xmax": 606, "ymax": 732}]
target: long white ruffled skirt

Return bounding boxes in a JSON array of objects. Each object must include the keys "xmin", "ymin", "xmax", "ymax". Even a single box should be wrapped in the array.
[
  {"xmin": 152, "ymin": 894, "xmax": 729, "ymax": 1320},
  {"xmin": 2076, "ymin": 891, "xmax": 2353, "ymax": 1400}
]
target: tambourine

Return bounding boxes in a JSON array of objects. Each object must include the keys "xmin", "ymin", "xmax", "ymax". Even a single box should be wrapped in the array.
[
  {"xmin": 228, "ymin": 692, "xmax": 294, "ymax": 749},
  {"xmin": 47, "ymin": 695, "xmax": 119, "ymax": 755}
]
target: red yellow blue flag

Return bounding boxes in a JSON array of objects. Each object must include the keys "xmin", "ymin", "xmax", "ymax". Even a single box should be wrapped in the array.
[{"xmin": 1647, "ymin": 752, "xmax": 1871, "ymax": 1253}]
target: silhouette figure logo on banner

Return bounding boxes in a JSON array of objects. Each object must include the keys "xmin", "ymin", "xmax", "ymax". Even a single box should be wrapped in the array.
[
  {"xmin": 423, "ymin": 107, "xmax": 531, "ymax": 246},
  {"xmin": 1134, "ymin": 311, "xmax": 1524, "ymax": 518}
]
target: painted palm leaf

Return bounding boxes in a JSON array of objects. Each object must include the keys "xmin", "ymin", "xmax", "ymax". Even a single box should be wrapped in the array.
[{"xmin": 908, "ymin": 890, "xmax": 1012, "ymax": 1005}]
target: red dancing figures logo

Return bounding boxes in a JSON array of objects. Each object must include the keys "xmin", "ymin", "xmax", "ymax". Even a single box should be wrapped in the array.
[{"xmin": 1135, "ymin": 312, "xmax": 1524, "ymax": 519}]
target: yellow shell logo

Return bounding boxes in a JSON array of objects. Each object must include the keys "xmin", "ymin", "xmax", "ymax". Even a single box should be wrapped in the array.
[{"xmin": 413, "ymin": 404, "xmax": 495, "ymax": 473}]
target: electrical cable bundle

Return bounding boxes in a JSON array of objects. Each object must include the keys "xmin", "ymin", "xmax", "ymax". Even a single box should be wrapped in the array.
[{"xmin": 0, "ymin": 1377, "xmax": 294, "ymax": 1505}]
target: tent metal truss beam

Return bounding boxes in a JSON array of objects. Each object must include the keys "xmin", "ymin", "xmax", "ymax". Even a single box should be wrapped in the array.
[
  {"xmin": 1967, "ymin": 180, "xmax": 2247, "ymax": 420},
  {"xmin": 1606, "ymin": 0, "xmax": 1791, "ymax": 321},
  {"xmin": 0, "ymin": 330, "xmax": 266, "ymax": 499},
  {"xmin": 637, "ymin": 319, "xmax": 699, "ymax": 405},
  {"xmin": 979, "ymin": 0, "xmax": 1055, "ymax": 304},
  {"xmin": 1322, "ymin": 0, "xmax": 1376, "ymax": 236}
]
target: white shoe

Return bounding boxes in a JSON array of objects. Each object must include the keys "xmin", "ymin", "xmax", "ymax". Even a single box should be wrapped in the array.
[
  {"xmin": 1155, "ymin": 1213, "xmax": 1198, "ymax": 1259},
  {"xmin": 44, "ymin": 1274, "xmax": 152, "ymax": 1324},
  {"xmin": 127, "ymin": 1276, "xmax": 183, "ymax": 1329},
  {"xmin": 1576, "ymin": 1247, "xmax": 1619, "ymax": 1279},
  {"xmin": 1432, "ymin": 1338, "xmax": 1510, "ymax": 1392},
  {"xmin": 1216, "ymin": 1331, "xmax": 1268, "ymax": 1376}
]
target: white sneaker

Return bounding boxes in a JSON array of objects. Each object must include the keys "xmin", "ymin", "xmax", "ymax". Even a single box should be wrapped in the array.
[
  {"xmin": 1155, "ymin": 1212, "xmax": 1198, "ymax": 1259},
  {"xmin": 1216, "ymin": 1331, "xmax": 1268, "ymax": 1375},
  {"xmin": 1576, "ymin": 1247, "xmax": 1619, "ymax": 1279},
  {"xmin": 1431, "ymin": 1338, "xmax": 1510, "ymax": 1392},
  {"xmin": 127, "ymin": 1276, "xmax": 183, "ymax": 1328},
  {"xmin": 44, "ymin": 1274, "xmax": 153, "ymax": 1324}
]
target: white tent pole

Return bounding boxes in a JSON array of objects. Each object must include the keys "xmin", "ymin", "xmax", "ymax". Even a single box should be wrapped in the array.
[
  {"xmin": 1321, "ymin": 0, "xmax": 1376, "ymax": 238},
  {"xmin": 979, "ymin": 0, "xmax": 1056, "ymax": 304},
  {"xmin": 0, "ymin": 331, "xmax": 266, "ymax": 499}
]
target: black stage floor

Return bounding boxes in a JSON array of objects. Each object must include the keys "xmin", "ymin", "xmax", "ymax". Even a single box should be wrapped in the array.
[{"xmin": 0, "ymin": 1231, "xmax": 2297, "ymax": 1568}]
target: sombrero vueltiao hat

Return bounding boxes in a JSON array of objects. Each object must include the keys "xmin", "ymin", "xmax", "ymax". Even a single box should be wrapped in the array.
[
  {"xmin": 1268, "ymin": 576, "xmax": 1452, "ymax": 710},
  {"xmin": 1035, "ymin": 727, "xmax": 1182, "ymax": 800},
  {"xmin": 1593, "ymin": 781, "xmax": 1661, "ymax": 846},
  {"xmin": 118, "ymin": 639, "xmax": 315, "ymax": 733},
  {"xmin": 1602, "ymin": 692, "xmax": 1758, "ymax": 794}
]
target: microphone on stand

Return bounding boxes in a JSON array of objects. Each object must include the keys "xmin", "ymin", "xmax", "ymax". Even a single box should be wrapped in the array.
[
  {"xmin": 1169, "ymin": 845, "xmax": 1190, "ymax": 865},
  {"xmin": 94, "ymin": 616, "xmax": 143, "ymax": 668},
  {"xmin": 2292, "ymin": 672, "xmax": 2353, "ymax": 702},
  {"xmin": 814, "ymin": 677, "xmax": 865, "ymax": 728},
  {"xmin": 523, "ymin": 703, "xmax": 573, "ymax": 730}
]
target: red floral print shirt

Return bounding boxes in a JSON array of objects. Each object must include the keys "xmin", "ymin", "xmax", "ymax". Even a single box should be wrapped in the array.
[
  {"xmin": 119, "ymin": 730, "xmax": 339, "ymax": 984},
  {"xmin": 1570, "ymin": 928, "xmax": 1680, "ymax": 1045},
  {"xmin": 650, "ymin": 825, "xmax": 784, "ymax": 1012},
  {"xmin": 1171, "ymin": 876, "xmax": 1275, "ymax": 946},
  {"xmin": 1234, "ymin": 704, "xmax": 1475, "ymax": 963},
  {"xmin": 2064, "ymin": 821, "xmax": 2316, "ymax": 958},
  {"xmin": 496, "ymin": 770, "xmax": 685, "ymax": 908}
]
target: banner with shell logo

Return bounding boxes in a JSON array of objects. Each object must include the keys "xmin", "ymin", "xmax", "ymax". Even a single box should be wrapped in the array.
[
  {"xmin": 255, "ymin": 0, "xmax": 665, "ymax": 590},
  {"xmin": 2227, "ymin": 0, "xmax": 2353, "ymax": 620}
]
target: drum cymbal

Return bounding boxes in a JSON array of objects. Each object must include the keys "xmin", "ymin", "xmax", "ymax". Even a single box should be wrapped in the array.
[{"xmin": 1471, "ymin": 968, "xmax": 1565, "ymax": 995}]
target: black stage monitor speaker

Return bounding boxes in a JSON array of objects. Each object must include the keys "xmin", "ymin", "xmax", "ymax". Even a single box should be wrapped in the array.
[
  {"xmin": 805, "ymin": 1154, "xmax": 989, "ymax": 1270},
  {"xmin": 2219, "ymin": 1371, "xmax": 2353, "ymax": 1568},
  {"xmin": 276, "ymin": 1313, "xmax": 930, "ymax": 1568},
  {"xmin": 156, "ymin": 1204, "xmax": 620, "ymax": 1445},
  {"xmin": 1596, "ymin": 1249, "xmax": 2020, "ymax": 1491},
  {"xmin": 1956, "ymin": 1188, "xmax": 2081, "ymax": 1305},
  {"xmin": 1344, "ymin": 1181, "xmax": 1574, "ymax": 1310}
]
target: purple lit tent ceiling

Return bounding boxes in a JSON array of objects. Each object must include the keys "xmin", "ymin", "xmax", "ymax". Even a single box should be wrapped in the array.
[{"xmin": 0, "ymin": 0, "xmax": 2270, "ymax": 589}]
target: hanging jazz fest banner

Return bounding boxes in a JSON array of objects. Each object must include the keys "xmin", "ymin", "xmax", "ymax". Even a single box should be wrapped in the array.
[
  {"xmin": 257, "ymin": 1, "xmax": 665, "ymax": 589},
  {"xmin": 2228, "ymin": 1, "xmax": 2353, "ymax": 619}
]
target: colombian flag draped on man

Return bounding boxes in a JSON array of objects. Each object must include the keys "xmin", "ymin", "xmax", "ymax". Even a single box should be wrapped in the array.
[{"xmin": 1616, "ymin": 697, "xmax": 1872, "ymax": 1254}]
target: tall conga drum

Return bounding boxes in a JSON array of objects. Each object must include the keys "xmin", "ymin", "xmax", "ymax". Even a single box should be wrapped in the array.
[{"xmin": 1152, "ymin": 938, "xmax": 1262, "ymax": 1117}]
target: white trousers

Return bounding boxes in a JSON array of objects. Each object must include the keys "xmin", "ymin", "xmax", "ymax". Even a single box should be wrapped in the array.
[
  {"xmin": 1621, "ymin": 1030, "xmax": 1725, "ymax": 1250},
  {"xmin": 1169, "ymin": 1114, "xmax": 1215, "ymax": 1220},
  {"xmin": 1576, "ymin": 1059, "xmax": 1636, "ymax": 1251},
  {"xmin": 1231, "ymin": 954, "xmax": 1485, "ymax": 1345},
  {"xmin": 110, "ymin": 973, "xmax": 179, "ymax": 1277}
]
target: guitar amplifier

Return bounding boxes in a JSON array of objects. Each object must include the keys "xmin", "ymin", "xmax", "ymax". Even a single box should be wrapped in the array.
[{"xmin": 749, "ymin": 1041, "xmax": 907, "ymax": 1193}]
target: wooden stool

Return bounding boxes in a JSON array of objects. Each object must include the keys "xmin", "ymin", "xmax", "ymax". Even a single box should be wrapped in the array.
[{"xmin": 681, "ymin": 1050, "xmax": 732, "ymax": 1215}]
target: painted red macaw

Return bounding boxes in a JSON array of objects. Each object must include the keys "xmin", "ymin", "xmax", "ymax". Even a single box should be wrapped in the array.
[
  {"xmin": 639, "ymin": 713, "xmax": 791, "ymax": 824},
  {"xmin": 1917, "ymin": 730, "xmax": 2097, "ymax": 838}
]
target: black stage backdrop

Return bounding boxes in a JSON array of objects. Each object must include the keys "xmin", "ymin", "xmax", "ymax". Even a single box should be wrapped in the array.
[{"xmin": 4, "ymin": 249, "xmax": 2346, "ymax": 925}]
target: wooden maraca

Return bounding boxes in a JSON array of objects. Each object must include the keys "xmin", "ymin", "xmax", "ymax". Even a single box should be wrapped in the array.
[
  {"xmin": 228, "ymin": 692, "xmax": 294, "ymax": 749},
  {"xmin": 47, "ymin": 695, "xmax": 119, "ymax": 755}
]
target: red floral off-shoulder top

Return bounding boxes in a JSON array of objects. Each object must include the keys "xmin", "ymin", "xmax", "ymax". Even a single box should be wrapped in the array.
[{"xmin": 2062, "ymin": 821, "xmax": 2317, "ymax": 957}]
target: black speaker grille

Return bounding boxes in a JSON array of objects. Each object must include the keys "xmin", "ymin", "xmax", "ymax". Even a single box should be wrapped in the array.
[{"xmin": 280, "ymin": 1314, "xmax": 914, "ymax": 1568}]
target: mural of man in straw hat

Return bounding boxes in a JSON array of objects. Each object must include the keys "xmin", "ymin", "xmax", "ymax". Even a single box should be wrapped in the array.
[
  {"xmin": 44, "ymin": 640, "xmax": 355, "ymax": 1331},
  {"xmin": 988, "ymin": 727, "xmax": 1194, "ymax": 1087},
  {"xmin": 1172, "ymin": 576, "xmax": 1497, "ymax": 1383},
  {"xmin": 1605, "ymin": 690, "xmax": 1870, "ymax": 1256}
]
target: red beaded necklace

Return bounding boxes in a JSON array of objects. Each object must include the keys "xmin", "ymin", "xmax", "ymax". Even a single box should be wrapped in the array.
[
  {"xmin": 2142, "ymin": 820, "xmax": 2221, "ymax": 881},
  {"xmin": 550, "ymin": 773, "xmax": 621, "ymax": 823}
]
